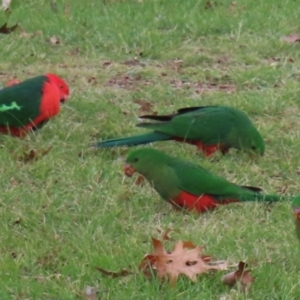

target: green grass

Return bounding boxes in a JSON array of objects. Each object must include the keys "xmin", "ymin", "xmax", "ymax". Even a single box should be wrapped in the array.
[{"xmin": 1, "ymin": 0, "xmax": 300, "ymax": 298}]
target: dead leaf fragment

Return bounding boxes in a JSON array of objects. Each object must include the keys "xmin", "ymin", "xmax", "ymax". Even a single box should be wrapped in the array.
[
  {"xmin": 281, "ymin": 33, "xmax": 300, "ymax": 43},
  {"xmin": 134, "ymin": 175, "xmax": 145, "ymax": 186},
  {"xmin": 84, "ymin": 286, "xmax": 97, "ymax": 300},
  {"xmin": 133, "ymin": 99, "xmax": 153, "ymax": 114},
  {"xmin": 95, "ymin": 267, "xmax": 132, "ymax": 278},
  {"xmin": 18, "ymin": 147, "xmax": 52, "ymax": 163},
  {"xmin": 87, "ymin": 77, "xmax": 97, "ymax": 86},
  {"xmin": 222, "ymin": 261, "xmax": 255, "ymax": 293},
  {"xmin": 50, "ymin": 35, "xmax": 60, "ymax": 44},
  {"xmin": 0, "ymin": 22, "xmax": 18, "ymax": 34},
  {"xmin": 139, "ymin": 238, "xmax": 227, "ymax": 286},
  {"xmin": 50, "ymin": 0, "xmax": 58, "ymax": 13}
]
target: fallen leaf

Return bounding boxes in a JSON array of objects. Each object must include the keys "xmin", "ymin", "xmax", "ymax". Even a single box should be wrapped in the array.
[
  {"xmin": 0, "ymin": 22, "xmax": 18, "ymax": 34},
  {"xmin": 50, "ymin": 35, "xmax": 60, "ymax": 44},
  {"xmin": 222, "ymin": 261, "xmax": 255, "ymax": 293},
  {"xmin": 95, "ymin": 267, "xmax": 132, "ymax": 278},
  {"xmin": 18, "ymin": 147, "xmax": 52, "ymax": 163},
  {"xmin": 102, "ymin": 60, "xmax": 112, "ymax": 68},
  {"xmin": 19, "ymin": 28, "xmax": 32, "ymax": 38},
  {"xmin": 133, "ymin": 99, "xmax": 153, "ymax": 114},
  {"xmin": 281, "ymin": 33, "xmax": 300, "ymax": 43},
  {"xmin": 84, "ymin": 286, "xmax": 97, "ymax": 300},
  {"xmin": 88, "ymin": 77, "xmax": 97, "ymax": 86},
  {"xmin": 162, "ymin": 228, "xmax": 172, "ymax": 241},
  {"xmin": 134, "ymin": 175, "xmax": 145, "ymax": 186},
  {"xmin": 139, "ymin": 238, "xmax": 227, "ymax": 286},
  {"xmin": 13, "ymin": 218, "xmax": 21, "ymax": 225}
]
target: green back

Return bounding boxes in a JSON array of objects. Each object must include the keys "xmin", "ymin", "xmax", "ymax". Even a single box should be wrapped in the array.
[
  {"xmin": 138, "ymin": 106, "xmax": 265, "ymax": 154},
  {"xmin": 0, "ymin": 75, "xmax": 46, "ymax": 127},
  {"xmin": 126, "ymin": 148, "xmax": 253, "ymax": 201}
]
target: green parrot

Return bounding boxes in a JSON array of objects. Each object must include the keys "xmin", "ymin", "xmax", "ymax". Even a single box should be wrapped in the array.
[
  {"xmin": 124, "ymin": 148, "xmax": 285, "ymax": 213},
  {"xmin": 292, "ymin": 196, "xmax": 300, "ymax": 241},
  {"xmin": 93, "ymin": 106, "xmax": 265, "ymax": 156}
]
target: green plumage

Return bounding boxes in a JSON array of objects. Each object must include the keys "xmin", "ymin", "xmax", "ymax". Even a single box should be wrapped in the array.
[
  {"xmin": 0, "ymin": 75, "xmax": 46, "ymax": 127},
  {"xmin": 126, "ymin": 148, "xmax": 283, "ymax": 203},
  {"xmin": 94, "ymin": 106, "xmax": 265, "ymax": 155}
]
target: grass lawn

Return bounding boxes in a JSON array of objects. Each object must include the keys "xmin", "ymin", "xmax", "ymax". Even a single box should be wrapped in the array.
[{"xmin": 1, "ymin": 0, "xmax": 300, "ymax": 299}]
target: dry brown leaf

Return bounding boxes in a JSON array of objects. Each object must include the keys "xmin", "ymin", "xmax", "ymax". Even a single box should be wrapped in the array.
[
  {"xmin": 18, "ymin": 147, "xmax": 52, "ymax": 163},
  {"xmin": 0, "ymin": 22, "xmax": 18, "ymax": 34},
  {"xmin": 162, "ymin": 228, "xmax": 172, "ymax": 241},
  {"xmin": 139, "ymin": 238, "xmax": 227, "ymax": 286},
  {"xmin": 87, "ymin": 77, "xmax": 97, "ymax": 86},
  {"xmin": 133, "ymin": 99, "xmax": 153, "ymax": 114},
  {"xmin": 50, "ymin": 35, "xmax": 60, "ymax": 44},
  {"xmin": 95, "ymin": 267, "xmax": 132, "ymax": 278},
  {"xmin": 134, "ymin": 175, "xmax": 145, "ymax": 186},
  {"xmin": 222, "ymin": 261, "xmax": 255, "ymax": 293},
  {"xmin": 281, "ymin": 33, "xmax": 300, "ymax": 43}
]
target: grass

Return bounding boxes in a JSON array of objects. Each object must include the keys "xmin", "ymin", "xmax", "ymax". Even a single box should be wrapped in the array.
[{"xmin": 0, "ymin": 0, "xmax": 300, "ymax": 298}]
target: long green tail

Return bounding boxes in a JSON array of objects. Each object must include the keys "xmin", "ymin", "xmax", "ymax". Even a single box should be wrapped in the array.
[
  {"xmin": 91, "ymin": 131, "xmax": 171, "ymax": 148},
  {"xmin": 217, "ymin": 193, "xmax": 291, "ymax": 203}
]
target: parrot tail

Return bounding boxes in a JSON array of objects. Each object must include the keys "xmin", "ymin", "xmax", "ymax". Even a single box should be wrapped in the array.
[
  {"xmin": 90, "ymin": 131, "xmax": 171, "ymax": 148},
  {"xmin": 238, "ymin": 193, "xmax": 289, "ymax": 203}
]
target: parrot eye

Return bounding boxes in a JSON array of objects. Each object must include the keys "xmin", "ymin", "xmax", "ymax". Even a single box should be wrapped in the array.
[
  {"xmin": 133, "ymin": 158, "xmax": 139, "ymax": 162},
  {"xmin": 251, "ymin": 146, "xmax": 256, "ymax": 150}
]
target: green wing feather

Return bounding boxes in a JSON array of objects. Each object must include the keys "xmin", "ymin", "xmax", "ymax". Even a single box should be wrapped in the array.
[
  {"xmin": 137, "ymin": 106, "xmax": 247, "ymax": 145},
  {"xmin": 0, "ymin": 76, "xmax": 46, "ymax": 127}
]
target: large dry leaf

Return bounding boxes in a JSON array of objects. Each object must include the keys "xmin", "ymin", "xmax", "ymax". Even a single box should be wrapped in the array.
[
  {"xmin": 222, "ymin": 261, "xmax": 255, "ymax": 293},
  {"xmin": 139, "ymin": 238, "xmax": 227, "ymax": 286}
]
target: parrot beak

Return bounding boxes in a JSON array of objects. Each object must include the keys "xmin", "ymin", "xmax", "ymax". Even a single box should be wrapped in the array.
[
  {"xmin": 293, "ymin": 207, "xmax": 300, "ymax": 219},
  {"xmin": 124, "ymin": 164, "xmax": 136, "ymax": 177}
]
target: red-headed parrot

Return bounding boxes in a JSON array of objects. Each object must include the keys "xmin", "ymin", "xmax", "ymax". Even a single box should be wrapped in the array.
[
  {"xmin": 124, "ymin": 148, "xmax": 285, "ymax": 213},
  {"xmin": 92, "ymin": 106, "xmax": 265, "ymax": 156},
  {"xmin": 292, "ymin": 196, "xmax": 300, "ymax": 241},
  {"xmin": 0, "ymin": 74, "xmax": 69, "ymax": 137}
]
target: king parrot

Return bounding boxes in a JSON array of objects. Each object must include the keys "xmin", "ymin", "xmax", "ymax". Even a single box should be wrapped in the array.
[
  {"xmin": 92, "ymin": 106, "xmax": 265, "ymax": 156},
  {"xmin": 0, "ymin": 74, "xmax": 69, "ymax": 137},
  {"xmin": 292, "ymin": 196, "xmax": 300, "ymax": 241},
  {"xmin": 124, "ymin": 148, "xmax": 285, "ymax": 213}
]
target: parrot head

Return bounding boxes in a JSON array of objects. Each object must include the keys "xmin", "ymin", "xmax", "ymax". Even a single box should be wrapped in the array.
[
  {"xmin": 124, "ymin": 148, "xmax": 166, "ymax": 177},
  {"xmin": 46, "ymin": 73, "xmax": 70, "ymax": 103},
  {"xmin": 237, "ymin": 127, "xmax": 265, "ymax": 156}
]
